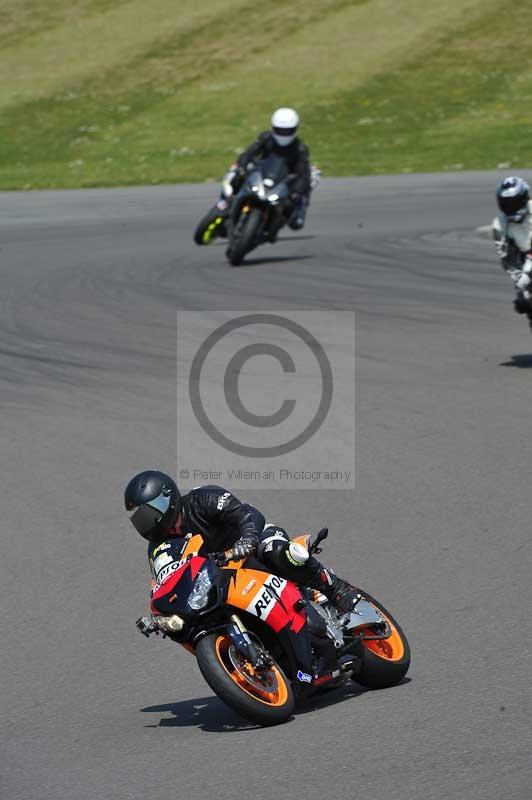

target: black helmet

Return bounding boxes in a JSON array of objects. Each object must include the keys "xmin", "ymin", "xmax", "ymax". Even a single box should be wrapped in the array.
[
  {"xmin": 124, "ymin": 470, "xmax": 181, "ymax": 542},
  {"xmin": 496, "ymin": 176, "xmax": 530, "ymax": 222}
]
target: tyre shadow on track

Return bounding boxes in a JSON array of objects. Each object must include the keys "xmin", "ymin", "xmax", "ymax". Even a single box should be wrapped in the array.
[
  {"xmin": 237, "ymin": 255, "xmax": 314, "ymax": 268},
  {"xmin": 500, "ymin": 354, "xmax": 532, "ymax": 368},
  {"xmin": 209, "ymin": 235, "xmax": 316, "ymax": 245},
  {"xmin": 298, "ymin": 675, "xmax": 412, "ymax": 717},
  {"xmin": 141, "ymin": 696, "xmax": 262, "ymax": 732},
  {"xmin": 141, "ymin": 678, "xmax": 411, "ymax": 732}
]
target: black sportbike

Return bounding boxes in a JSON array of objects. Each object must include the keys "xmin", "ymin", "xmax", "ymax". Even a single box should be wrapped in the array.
[{"xmin": 194, "ymin": 155, "xmax": 297, "ymax": 266}]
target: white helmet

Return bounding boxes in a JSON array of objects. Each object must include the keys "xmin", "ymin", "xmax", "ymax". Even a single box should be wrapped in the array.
[{"xmin": 271, "ymin": 107, "xmax": 299, "ymax": 146}]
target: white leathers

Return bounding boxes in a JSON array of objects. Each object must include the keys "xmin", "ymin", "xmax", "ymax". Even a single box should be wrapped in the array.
[
  {"xmin": 492, "ymin": 200, "xmax": 532, "ymax": 291},
  {"xmin": 492, "ymin": 200, "xmax": 532, "ymax": 253}
]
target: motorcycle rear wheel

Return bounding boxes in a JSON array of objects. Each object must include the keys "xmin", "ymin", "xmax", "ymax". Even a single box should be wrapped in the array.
[
  {"xmin": 196, "ymin": 632, "xmax": 295, "ymax": 726},
  {"xmin": 350, "ymin": 592, "xmax": 411, "ymax": 689},
  {"xmin": 227, "ymin": 207, "xmax": 262, "ymax": 266},
  {"xmin": 194, "ymin": 206, "xmax": 226, "ymax": 245}
]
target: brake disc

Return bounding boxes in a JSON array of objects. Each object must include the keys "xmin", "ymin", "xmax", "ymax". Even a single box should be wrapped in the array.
[{"xmin": 227, "ymin": 644, "xmax": 279, "ymax": 693}]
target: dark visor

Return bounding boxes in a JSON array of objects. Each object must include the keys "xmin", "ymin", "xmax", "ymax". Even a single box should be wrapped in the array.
[
  {"xmin": 273, "ymin": 126, "xmax": 297, "ymax": 136},
  {"xmin": 499, "ymin": 194, "xmax": 527, "ymax": 215},
  {"xmin": 127, "ymin": 492, "xmax": 170, "ymax": 535}
]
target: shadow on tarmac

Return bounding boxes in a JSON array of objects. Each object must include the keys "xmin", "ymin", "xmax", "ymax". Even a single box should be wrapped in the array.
[
  {"xmin": 238, "ymin": 254, "xmax": 313, "ymax": 268},
  {"xmin": 141, "ymin": 678, "xmax": 411, "ymax": 732},
  {"xmin": 500, "ymin": 354, "xmax": 532, "ymax": 368},
  {"xmin": 141, "ymin": 695, "xmax": 262, "ymax": 732}
]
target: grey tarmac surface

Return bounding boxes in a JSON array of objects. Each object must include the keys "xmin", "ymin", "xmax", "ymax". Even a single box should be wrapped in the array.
[{"xmin": 1, "ymin": 172, "xmax": 531, "ymax": 800}]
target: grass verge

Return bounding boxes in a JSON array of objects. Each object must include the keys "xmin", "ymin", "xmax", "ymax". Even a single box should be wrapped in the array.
[{"xmin": 1, "ymin": 0, "xmax": 531, "ymax": 189}]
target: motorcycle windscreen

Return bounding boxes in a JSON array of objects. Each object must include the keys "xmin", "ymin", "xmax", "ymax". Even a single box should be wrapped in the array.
[{"xmin": 256, "ymin": 154, "xmax": 289, "ymax": 184}]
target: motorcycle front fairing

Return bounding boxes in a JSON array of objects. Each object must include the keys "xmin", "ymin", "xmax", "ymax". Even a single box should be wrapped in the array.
[
  {"xmin": 230, "ymin": 155, "xmax": 290, "ymax": 224},
  {"xmin": 222, "ymin": 564, "xmax": 317, "ymax": 692},
  {"xmin": 151, "ymin": 552, "xmax": 317, "ymax": 691}
]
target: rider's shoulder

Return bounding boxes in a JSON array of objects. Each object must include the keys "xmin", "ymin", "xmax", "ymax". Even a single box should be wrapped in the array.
[
  {"xmin": 296, "ymin": 138, "xmax": 310, "ymax": 156},
  {"xmin": 187, "ymin": 484, "xmax": 235, "ymax": 499},
  {"xmin": 186, "ymin": 484, "xmax": 241, "ymax": 512}
]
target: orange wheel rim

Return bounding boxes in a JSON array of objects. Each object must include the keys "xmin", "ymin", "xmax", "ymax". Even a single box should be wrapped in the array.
[
  {"xmin": 215, "ymin": 635, "xmax": 289, "ymax": 707},
  {"xmin": 362, "ymin": 609, "xmax": 405, "ymax": 662}
]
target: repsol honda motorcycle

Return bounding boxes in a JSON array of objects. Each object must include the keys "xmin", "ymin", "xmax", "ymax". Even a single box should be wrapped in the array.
[{"xmin": 138, "ymin": 528, "xmax": 410, "ymax": 727}]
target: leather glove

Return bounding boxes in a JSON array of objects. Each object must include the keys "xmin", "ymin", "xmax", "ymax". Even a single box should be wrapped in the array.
[{"xmin": 231, "ymin": 535, "xmax": 259, "ymax": 559}]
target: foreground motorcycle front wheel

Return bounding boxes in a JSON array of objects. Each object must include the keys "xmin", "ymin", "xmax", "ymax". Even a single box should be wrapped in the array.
[
  {"xmin": 226, "ymin": 207, "xmax": 262, "ymax": 266},
  {"xmin": 351, "ymin": 593, "xmax": 411, "ymax": 690},
  {"xmin": 196, "ymin": 633, "xmax": 295, "ymax": 726}
]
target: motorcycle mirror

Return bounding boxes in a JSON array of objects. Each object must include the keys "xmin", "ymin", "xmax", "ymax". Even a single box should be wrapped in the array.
[{"xmin": 310, "ymin": 527, "xmax": 329, "ymax": 553}]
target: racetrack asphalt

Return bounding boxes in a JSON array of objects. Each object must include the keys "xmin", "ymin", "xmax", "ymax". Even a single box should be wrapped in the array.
[{"xmin": 1, "ymin": 172, "xmax": 531, "ymax": 800}]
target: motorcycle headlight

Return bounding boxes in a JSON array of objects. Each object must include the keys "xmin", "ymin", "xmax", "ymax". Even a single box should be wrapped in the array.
[
  {"xmin": 268, "ymin": 193, "xmax": 279, "ymax": 203},
  {"xmin": 188, "ymin": 565, "xmax": 214, "ymax": 611},
  {"xmin": 251, "ymin": 182, "xmax": 266, "ymax": 199}
]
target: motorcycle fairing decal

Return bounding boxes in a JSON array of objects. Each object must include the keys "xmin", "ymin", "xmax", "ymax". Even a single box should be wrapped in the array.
[
  {"xmin": 150, "ymin": 556, "xmax": 207, "ymax": 612},
  {"xmin": 246, "ymin": 574, "xmax": 287, "ymax": 622},
  {"xmin": 151, "ymin": 545, "xmax": 203, "ymax": 593},
  {"xmin": 180, "ymin": 534, "xmax": 204, "ymax": 559},
  {"xmin": 225, "ymin": 566, "xmax": 306, "ymax": 633}
]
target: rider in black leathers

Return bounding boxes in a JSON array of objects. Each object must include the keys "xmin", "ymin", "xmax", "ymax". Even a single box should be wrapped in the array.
[
  {"xmin": 222, "ymin": 107, "xmax": 312, "ymax": 231},
  {"xmin": 125, "ymin": 471, "xmax": 360, "ymax": 635}
]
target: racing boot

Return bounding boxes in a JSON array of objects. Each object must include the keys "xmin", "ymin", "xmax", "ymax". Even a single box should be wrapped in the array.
[
  {"xmin": 258, "ymin": 531, "xmax": 360, "ymax": 615},
  {"xmin": 311, "ymin": 566, "xmax": 362, "ymax": 615},
  {"xmin": 287, "ymin": 545, "xmax": 361, "ymax": 614},
  {"xmin": 514, "ymin": 295, "xmax": 528, "ymax": 314},
  {"xmin": 288, "ymin": 196, "xmax": 307, "ymax": 231}
]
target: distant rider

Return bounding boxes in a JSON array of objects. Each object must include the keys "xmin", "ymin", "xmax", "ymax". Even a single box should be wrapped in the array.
[
  {"xmin": 125, "ymin": 470, "xmax": 360, "ymax": 635},
  {"xmin": 217, "ymin": 107, "xmax": 313, "ymax": 232},
  {"xmin": 492, "ymin": 176, "xmax": 532, "ymax": 329}
]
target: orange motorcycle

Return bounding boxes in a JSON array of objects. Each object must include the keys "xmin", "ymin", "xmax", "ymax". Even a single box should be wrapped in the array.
[{"xmin": 143, "ymin": 528, "xmax": 410, "ymax": 727}]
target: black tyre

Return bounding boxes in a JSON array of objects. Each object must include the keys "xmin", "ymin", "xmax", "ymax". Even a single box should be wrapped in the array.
[
  {"xmin": 351, "ymin": 592, "xmax": 410, "ymax": 690},
  {"xmin": 227, "ymin": 208, "xmax": 262, "ymax": 266},
  {"xmin": 195, "ymin": 633, "xmax": 295, "ymax": 726},
  {"xmin": 194, "ymin": 206, "xmax": 225, "ymax": 245}
]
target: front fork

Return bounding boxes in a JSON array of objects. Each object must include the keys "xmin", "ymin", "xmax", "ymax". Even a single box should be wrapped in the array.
[{"xmin": 228, "ymin": 614, "xmax": 270, "ymax": 670}]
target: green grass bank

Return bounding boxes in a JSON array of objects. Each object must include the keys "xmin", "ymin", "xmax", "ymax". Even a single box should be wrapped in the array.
[{"xmin": 1, "ymin": 0, "xmax": 531, "ymax": 189}]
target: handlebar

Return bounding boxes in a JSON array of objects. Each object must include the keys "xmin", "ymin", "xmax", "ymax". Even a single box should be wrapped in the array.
[{"xmin": 212, "ymin": 528, "xmax": 329, "ymax": 564}]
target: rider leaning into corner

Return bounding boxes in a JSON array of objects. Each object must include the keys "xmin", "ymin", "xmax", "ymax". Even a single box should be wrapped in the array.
[
  {"xmin": 125, "ymin": 470, "xmax": 360, "ymax": 637},
  {"xmin": 195, "ymin": 107, "xmax": 318, "ymax": 245},
  {"xmin": 492, "ymin": 176, "xmax": 532, "ymax": 330}
]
